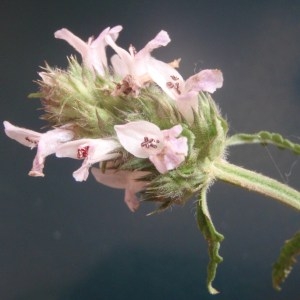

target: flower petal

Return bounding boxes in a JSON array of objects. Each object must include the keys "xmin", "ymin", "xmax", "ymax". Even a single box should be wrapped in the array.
[
  {"xmin": 38, "ymin": 128, "xmax": 74, "ymax": 157},
  {"xmin": 55, "ymin": 139, "xmax": 93, "ymax": 159},
  {"xmin": 115, "ymin": 121, "xmax": 164, "ymax": 158},
  {"xmin": 149, "ymin": 125, "xmax": 188, "ymax": 173},
  {"xmin": 28, "ymin": 158, "xmax": 45, "ymax": 177},
  {"xmin": 91, "ymin": 168, "xmax": 128, "ymax": 189},
  {"xmin": 124, "ymin": 189, "xmax": 140, "ymax": 212},
  {"xmin": 54, "ymin": 28, "xmax": 87, "ymax": 52},
  {"xmin": 89, "ymin": 26, "xmax": 123, "ymax": 73},
  {"xmin": 111, "ymin": 54, "xmax": 128, "ymax": 78},
  {"xmin": 162, "ymin": 124, "xmax": 183, "ymax": 138},
  {"xmin": 136, "ymin": 30, "xmax": 171, "ymax": 59},
  {"xmin": 105, "ymin": 34, "xmax": 133, "ymax": 75},
  {"xmin": 149, "ymin": 147, "xmax": 186, "ymax": 173},
  {"xmin": 185, "ymin": 69, "xmax": 223, "ymax": 93},
  {"xmin": 92, "ymin": 25, "xmax": 122, "ymax": 48},
  {"xmin": 72, "ymin": 160, "xmax": 90, "ymax": 181},
  {"xmin": 176, "ymin": 91, "xmax": 199, "ymax": 122},
  {"xmin": 55, "ymin": 27, "xmax": 122, "ymax": 75},
  {"xmin": 171, "ymin": 136, "xmax": 189, "ymax": 156},
  {"xmin": 57, "ymin": 138, "xmax": 120, "ymax": 182},
  {"xmin": 4, "ymin": 121, "xmax": 41, "ymax": 148},
  {"xmin": 91, "ymin": 168, "xmax": 149, "ymax": 212},
  {"xmin": 4, "ymin": 121, "xmax": 74, "ymax": 177},
  {"xmin": 28, "ymin": 128, "xmax": 74, "ymax": 177},
  {"xmin": 146, "ymin": 58, "xmax": 185, "ymax": 99},
  {"xmin": 108, "ymin": 30, "xmax": 170, "ymax": 85},
  {"xmin": 85, "ymin": 139, "xmax": 120, "ymax": 165}
]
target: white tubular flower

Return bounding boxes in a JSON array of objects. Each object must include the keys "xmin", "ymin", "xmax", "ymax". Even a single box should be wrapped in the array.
[
  {"xmin": 54, "ymin": 25, "xmax": 123, "ymax": 75},
  {"xmin": 147, "ymin": 58, "xmax": 223, "ymax": 121},
  {"xmin": 91, "ymin": 168, "xmax": 150, "ymax": 212},
  {"xmin": 105, "ymin": 30, "xmax": 170, "ymax": 90},
  {"xmin": 3, "ymin": 121, "xmax": 74, "ymax": 177},
  {"xmin": 56, "ymin": 138, "xmax": 120, "ymax": 181},
  {"xmin": 114, "ymin": 120, "xmax": 188, "ymax": 173}
]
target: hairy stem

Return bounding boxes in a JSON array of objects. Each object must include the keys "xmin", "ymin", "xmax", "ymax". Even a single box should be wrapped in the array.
[{"xmin": 211, "ymin": 160, "xmax": 300, "ymax": 211}]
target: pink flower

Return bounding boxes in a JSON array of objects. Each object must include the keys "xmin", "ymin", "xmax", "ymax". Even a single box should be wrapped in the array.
[
  {"xmin": 147, "ymin": 59, "xmax": 223, "ymax": 121},
  {"xmin": 114, "ymin": 120, "xmax": 188, "ymax": 173},
  {"xmin": 54, "ymin": 26, "xmax": 123, "ymax": 75},
  {"xmin": 56, "ymin": 138, "xmax": 120, "ymax": 181},
  {"xmin": 105, "ymin": 30, "xmax": 171, "ymax": 90},
  {"xmin": 3, "ymin": 121, "xmax": 74, "ymax": 176},
  {"xmin": 149, "ymin": 124, "xmax": 189, "ymax": 174},
  {"xmin": 91, "ymin": 168, "xmax": 149, "ymax": 212}
]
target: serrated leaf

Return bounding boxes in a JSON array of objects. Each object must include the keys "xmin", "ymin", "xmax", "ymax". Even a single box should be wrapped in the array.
[
  {"xmin": 197, "ymin": 187, "xmax": 224, "ymax": 294},
  {"xmin": 272, "ymin": 231, "xmax": 300, "ymax": 291},
  {"xmin": 226, "ymin": 131, "xmax": 300, "ymax": 155}
]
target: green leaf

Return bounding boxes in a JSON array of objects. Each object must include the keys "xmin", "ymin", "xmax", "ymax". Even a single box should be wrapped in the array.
[
  {"xmin": 197, "ymin": 187, "xmax": 224, "ymax": 294},
  {"xmin": 272, "ymin": 231, "xmax": 300, "ymax": 291},
  {"xmin": 226, "ymin": 131, "xmax": 300, "ymax": 155}
]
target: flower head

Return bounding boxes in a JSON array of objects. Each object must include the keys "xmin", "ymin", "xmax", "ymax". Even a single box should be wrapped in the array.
[
  {"xmin": 54, "ymin": 25, "xmax": 122, "ymax": 75},
  {"xmin": 114, "ymin": 120, "xmax": 188, "ymax": 173},
  {"xmin": 4, "ymin": 121, "xmax": 74, "ymax": 176},
  {"xmin": 56, "ymin": 138, "xmax": 120, "ymax": 181},
  {"xmin": 91, "ymin": 168, "xmax": 149, "ymax": 212}
]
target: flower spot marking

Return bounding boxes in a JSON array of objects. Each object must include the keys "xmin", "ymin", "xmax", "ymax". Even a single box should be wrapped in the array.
[
  {"xmin": 77, "ymin": 146, "xmax": 89, "ymax": 159},
  {"xmin": 25, "ymin": 136, "xmax": 38, "ymax": 145}
]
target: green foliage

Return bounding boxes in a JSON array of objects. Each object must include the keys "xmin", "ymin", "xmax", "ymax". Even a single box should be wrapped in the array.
[
  {"xmin": 212, "ymin": 159, "xmax": 300, "ymax": 291},
  {"xmin": 226, "ymin": 130, "xmax": 300, "ymax": 290},
  {"xmin": 272, "ymin": 231, "xmax": 300, "ymax": 291},
  {"xmin": 227, "ymin": 131, "xmax": 300, "ymax": 155},
  {"xmin": 197, "ymin": 187, "xmax": 224, "ymax": 294}
]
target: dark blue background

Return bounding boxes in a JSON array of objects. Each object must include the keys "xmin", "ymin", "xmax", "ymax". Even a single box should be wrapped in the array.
[{"xmin": 1, "ymin": 1, "xmax": 300, "ymax": 299}]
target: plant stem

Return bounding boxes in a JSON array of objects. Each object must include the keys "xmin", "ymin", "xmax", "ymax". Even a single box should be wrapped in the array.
[{"xmin": 211, "ymin": 160, "xmax": 300, "ymax": 211}]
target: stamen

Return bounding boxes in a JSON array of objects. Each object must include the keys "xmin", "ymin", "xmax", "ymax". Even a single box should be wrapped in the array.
[
  {"xmin": 166, "ymin": 80, "xmax": 181, "ymax": 95},
  {"xmin": 77, "ymin": 146, "xmax": 89, "ymax": 159},
  {"xmin": 141, "ymin": 137, "xmax": 160, "ymax": 149},
  {"xmin": 166, "ymin": 82, "xmax": 174, "ymax": 89}
]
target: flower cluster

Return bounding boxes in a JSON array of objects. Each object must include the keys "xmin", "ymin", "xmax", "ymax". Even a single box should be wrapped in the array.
[{"xmin": 4, "ymin": 25, "xmax": 223, "ymax": 212}]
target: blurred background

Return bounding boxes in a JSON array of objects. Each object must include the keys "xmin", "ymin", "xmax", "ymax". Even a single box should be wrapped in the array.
[{"xmin": 1, "ymin": 1, "xmax": 300, "ymax": 299}]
